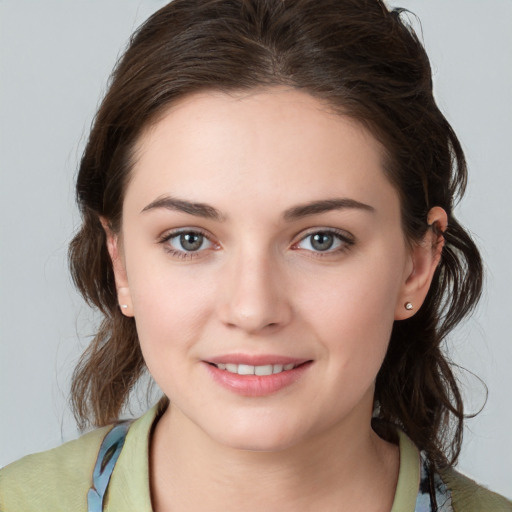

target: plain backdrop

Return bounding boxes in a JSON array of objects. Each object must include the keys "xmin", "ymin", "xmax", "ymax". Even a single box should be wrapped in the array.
[{"xmin": 1, "ymin": 0, "xmax": 511, "ymax": 499}]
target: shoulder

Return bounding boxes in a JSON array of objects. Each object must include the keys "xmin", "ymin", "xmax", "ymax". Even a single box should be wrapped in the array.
[
  {"xmin": 0, "ymin": 425, "xmax": 112, "ymax": 512},
  {"xmin": 439, "ymin": 466, "xmax": 512, "ymax": 511}
]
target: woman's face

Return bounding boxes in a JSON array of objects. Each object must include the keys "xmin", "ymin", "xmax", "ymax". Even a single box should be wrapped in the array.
[{"xmin": 112, "ymin": 88, "xmax": 425, "ymax": 451}]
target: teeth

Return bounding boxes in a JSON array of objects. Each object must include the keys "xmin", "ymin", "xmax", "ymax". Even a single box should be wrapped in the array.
[
  {"xmin": 215, "ymin": 363, "xmax": 299, "ymax": 375},
  {"xmin": 255, "ymin": 365, "xmax": 273, "ymax": 376},
  {"xmin": 238, "ymin": 364, "xmax": 254, "ymax": 375}
]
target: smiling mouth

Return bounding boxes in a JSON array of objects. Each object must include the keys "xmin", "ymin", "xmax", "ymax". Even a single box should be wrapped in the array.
[{"xmin": 209, "ymin": 362, "xmax": 306, "ymax": 376}]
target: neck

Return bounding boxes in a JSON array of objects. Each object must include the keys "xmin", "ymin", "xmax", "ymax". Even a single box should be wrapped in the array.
[{"xmin": 149, "ymin": 403, "xmax": 399, "ymax": 512}]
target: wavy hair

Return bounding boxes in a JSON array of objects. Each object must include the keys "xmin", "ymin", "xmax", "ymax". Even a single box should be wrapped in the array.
[{"xmin": 69, "ymin": 0, "xmax": 483, "ymax": 469}]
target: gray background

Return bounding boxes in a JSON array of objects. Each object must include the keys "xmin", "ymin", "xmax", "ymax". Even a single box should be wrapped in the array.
[{"xmin": 1, "ymin": 0, "xmax": 511, "ymax": 499}]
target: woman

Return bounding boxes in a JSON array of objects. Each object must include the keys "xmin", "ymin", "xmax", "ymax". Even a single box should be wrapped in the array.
[{"xmin": 1, "ymin": 0, "xmax": 510, "ymax": 510}]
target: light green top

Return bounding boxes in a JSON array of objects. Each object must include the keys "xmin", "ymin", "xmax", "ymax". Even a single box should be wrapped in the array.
[{"xmin": 1, "ymin": 405, "xmax": 510, "ymax": 511}]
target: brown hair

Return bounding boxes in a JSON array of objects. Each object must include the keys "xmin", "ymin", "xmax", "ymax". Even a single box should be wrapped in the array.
[{"xmin": 69, "ymin": 0, "xmax": 483, "ymax": 469}]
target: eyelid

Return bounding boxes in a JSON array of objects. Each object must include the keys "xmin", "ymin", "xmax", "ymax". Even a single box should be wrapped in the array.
[
  {"xmin": 291, "ymin": 227, "xmax": 355, "ymax": 253},
  {"xmin": 158, "ymin": 226, "xmax": 212, "ymax": 242},
  {"xmin": 158, "ymin": 227, "xmax": 219, "ymax": 258},
  {"xmin": 294, "ymin": 226, "xmax": 355, "ymax": 243}
]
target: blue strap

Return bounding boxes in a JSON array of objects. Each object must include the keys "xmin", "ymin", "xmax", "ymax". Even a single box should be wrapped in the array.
[
  {"xmin": 87, "ymin": 421, "xmax": 131, "ymax": 512},
  {"xmin": 414, "ymin": 453, "xmax": 453, "ymax": 511}
]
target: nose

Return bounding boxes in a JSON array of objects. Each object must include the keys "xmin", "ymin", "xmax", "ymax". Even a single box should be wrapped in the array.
[{"xmin": 217, "ymin": 248, "xmax": 292, "ymax": 334}]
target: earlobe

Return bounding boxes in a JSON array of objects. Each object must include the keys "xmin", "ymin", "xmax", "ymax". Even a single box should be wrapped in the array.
[
  {"xmin": 394, "ymin": 207, "xmax": 447, "ymax": 320},
  {"xmin": 117, "ymin": 286, "xmax": 134, "ymax": 317},
  {"xmin": 100, "ymin": 217, "xmax": 134, "ymax": 318}
]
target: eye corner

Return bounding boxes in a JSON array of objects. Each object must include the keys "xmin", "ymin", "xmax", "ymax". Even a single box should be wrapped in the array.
[
  {"xmin": 292, "ymin": 228, "xmax": 355, "ymax": 256},
  {"xmin": 157, "ymin": 227, "xmax": 220, "ymax": 260}
]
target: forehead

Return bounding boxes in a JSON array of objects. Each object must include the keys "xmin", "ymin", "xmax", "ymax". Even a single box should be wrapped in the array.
[{"xmin": 126, "ymin": 88, "xmax": 398, "ymax": 220}]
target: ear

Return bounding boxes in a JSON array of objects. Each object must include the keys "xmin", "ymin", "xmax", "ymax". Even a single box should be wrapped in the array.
[
  {"xmin": 100, "ymin": 217, "xmax": 134, "ymax": 318},
  {"xmin": 394, "ymin": 207, "xmax": 447, "ymax": 320}
]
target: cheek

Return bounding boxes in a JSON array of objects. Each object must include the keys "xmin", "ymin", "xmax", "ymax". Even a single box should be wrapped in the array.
[
  {"xmin": 295, "ymin": 250, "xmax": 406, "ymax": 374},
  {"xmin": 125, "ymin": 253, "xmax": 218, "ymax": 373},
  {"xmin": 130, "ymin": 275, "xmax": 217, "ymax": 405},
  {"xmin": 299, "ymin": 256, "xmax": 403, "ymax": 333}
]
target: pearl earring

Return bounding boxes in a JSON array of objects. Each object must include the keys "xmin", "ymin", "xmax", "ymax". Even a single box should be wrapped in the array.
[
  {"xmin": 120, "ymin": 304, "xmax": 128, "ymax": 309},
  {"xmin": 404, "ymin": 302, "xmax": 413, "ymax": 311}
]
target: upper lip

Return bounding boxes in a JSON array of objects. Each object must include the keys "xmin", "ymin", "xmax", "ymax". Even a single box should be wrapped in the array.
[{"xmin": 205, "ymin": 354, "xmax": 311, "ymax": 366}]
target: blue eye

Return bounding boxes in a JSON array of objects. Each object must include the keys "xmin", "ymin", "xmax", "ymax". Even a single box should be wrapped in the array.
[
  {"xmin": 162, "ymin": 230, "xmax": 214, "ymax": 256},
  {"xmin": 296, "ymin": 230, "xmax": 353, "ymax": 253}
]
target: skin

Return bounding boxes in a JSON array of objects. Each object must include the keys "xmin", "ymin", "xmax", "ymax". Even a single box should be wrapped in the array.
[{"xmin": 105, "ymin": 88, "xmax": 446, "ymax": 511}]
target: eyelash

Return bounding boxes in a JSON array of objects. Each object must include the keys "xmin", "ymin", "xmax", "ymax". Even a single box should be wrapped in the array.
[
  {"xmin": 158, "ymin": 228, "xmax": 216, "ymax": 260},
  {"xmin": 158, "ymin": 228, "xmax": 355, "ymax": 260},
  {"xmin": 292, "ymin": 228, "xmax": 355, "ymax": 257}
]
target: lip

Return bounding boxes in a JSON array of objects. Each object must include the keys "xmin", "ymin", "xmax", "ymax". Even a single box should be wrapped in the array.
[
  {"xmin": 202, "ymin": 356, "xmax": 313, "ymax": 397},
  {"xmin": 206, "ymin": 354, "xmax": 309, "ymax": 366}
]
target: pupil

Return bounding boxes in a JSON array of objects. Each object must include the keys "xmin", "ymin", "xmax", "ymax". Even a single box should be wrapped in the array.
[
  {"xmin": 180, "ymin": 232, "xmax": 203, "ymax": 251},
  {"xmin": 311, "ymin": 232, "xmax": 333, "ymax": 251}
]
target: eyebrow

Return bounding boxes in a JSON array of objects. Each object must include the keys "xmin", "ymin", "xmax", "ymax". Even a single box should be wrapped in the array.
[
  {"xmin": 282, "ymin": 198, "xmax": 375, "ymax": 220},
  {"xmin": 141, "ymin": 196, "xmax": 225, "ymax": 221},
  {"xmin": 141, "ymin": 195, "xmax": 374, "ymax": 221}
]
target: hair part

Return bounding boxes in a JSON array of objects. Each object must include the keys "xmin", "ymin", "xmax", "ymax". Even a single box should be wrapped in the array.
[{"xmin": 69, "ymin": 0, "xmax": 483, "ymax": 468}]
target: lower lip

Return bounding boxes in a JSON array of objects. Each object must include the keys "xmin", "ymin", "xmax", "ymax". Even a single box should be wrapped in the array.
[{"xmin": 203, "ymin": 361, "xmax": 312, "ymax": 397}]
